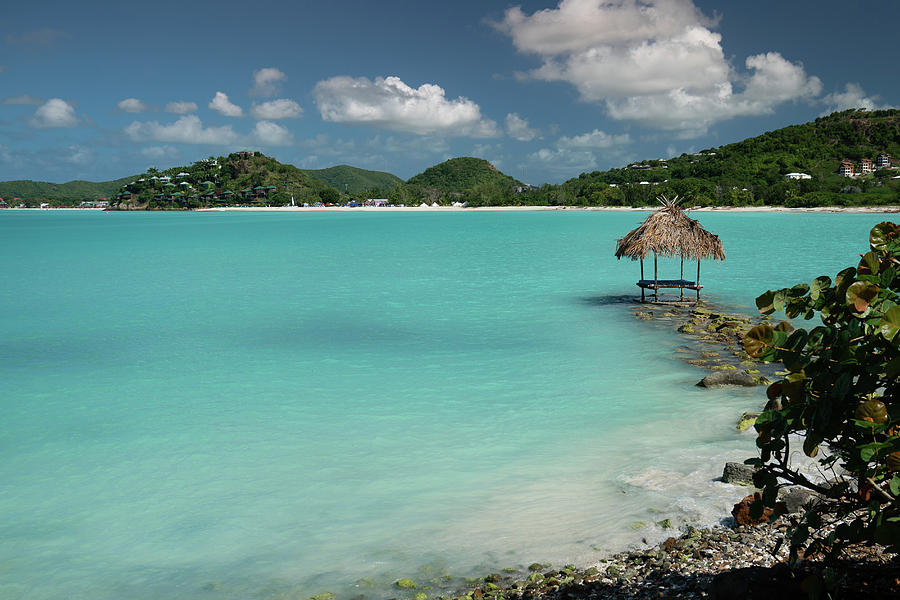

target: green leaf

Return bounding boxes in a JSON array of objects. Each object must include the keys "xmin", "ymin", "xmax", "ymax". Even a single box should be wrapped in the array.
[
  {"xmin": 773, "ymin": 289, "xmax": 787, "ymax": 313},
  {"xmin": 810, "ymin": 276, "xmax": 831, "ymax": 300},
  {"xmin": 846, "ymin": 281, "xmax": 880, "ymax": 314},
  {"xmin": 891, "ymin": 475, "xmax": 900, "ymax": 498},
  {"xmin": 857, "ymin": 251, "xmax": 881, "ymax": 276},
  {"xmin": 744, "ymin": 324, "xmax": 777, "ymax": 360},
  {"xmin": 835, "ymin": 266, "xmax": 857, "ymax": 294},
  {"xmin": 870, "ymin": 221, "xmax": 900, "ymax": 252},
  {"xmin": 756, "ymin": 290, "xmax": 776, "ymax": 315},
  {"xmin": 887, "ymin": 355, "xmax": 900, "ymax": 379},
  {"xmin": 789, "ymin": 283, "xmax": 810, "ymax": 297},
  {"xmin": 879, "ymin": 305, "xmax": 900, "ymax": 342}
]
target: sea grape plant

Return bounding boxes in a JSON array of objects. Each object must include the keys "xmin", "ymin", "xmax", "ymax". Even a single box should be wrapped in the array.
[{"xmin": 742, "ymin": 221, "xmax": 900, "ymax": 560}]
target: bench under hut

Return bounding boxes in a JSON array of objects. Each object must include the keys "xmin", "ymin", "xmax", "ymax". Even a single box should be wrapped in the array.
[{"xmin": 615, "ymin": 196, "xmax": 725, "ymax": 303}]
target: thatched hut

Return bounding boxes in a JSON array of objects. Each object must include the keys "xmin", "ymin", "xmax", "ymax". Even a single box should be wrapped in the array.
[{"xmin": 615, "ymin": 196, "xmax": 725, "ymax": 302}]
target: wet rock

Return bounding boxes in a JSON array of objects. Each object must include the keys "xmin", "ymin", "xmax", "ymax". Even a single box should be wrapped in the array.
[
  {"xmin": 309, "ymin": 594, "xmax": 337, "ymax": 600},
  {"xmin": 634, "ymin": 311, "xmax": 654, "ymax": 320},
  {"xmin": 527, "ymin": 563, "xmax": 543, "ymax": 572},
  {"xmin": 656, "ymin": 518, "xmax": 673, "ymax": 529},
  {"xmin": 736, "ymin": 411, "xmax": 760, "ymax": 432},
  {"xmin": 697, "ymin": 370, "xmax": 759, "ymax": 387},
  {"xmin": 395, "ymin": 579, "xmax": 417, "ymax": 589},
  {"xmin": 678, "ymin": 323, "xmax": 696, "ymax": 334},
  {"xmin": 722, "ymin": 462, "xmax": 758, "ymax": 486},
  {"xmin": 413, "ymin": 593, "xmax": 427, "ymax": 600}
]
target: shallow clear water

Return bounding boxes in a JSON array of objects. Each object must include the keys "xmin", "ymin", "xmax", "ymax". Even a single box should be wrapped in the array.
[{"xmin": 0, "ymin": 210, "xmax": 891, "ymax": 599}]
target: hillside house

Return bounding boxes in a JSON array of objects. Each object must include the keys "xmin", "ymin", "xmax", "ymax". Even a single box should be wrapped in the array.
[
  {"xmin": 877, "ymin": 153, "xmax": 892, "ymax": 168},
  {"xmin": 858, "ymin": 158, "xmax": 874, "ymax": 174},
  {"xmin": 839, "ymin": 161, "xmax": 855, "ymax": 177}
]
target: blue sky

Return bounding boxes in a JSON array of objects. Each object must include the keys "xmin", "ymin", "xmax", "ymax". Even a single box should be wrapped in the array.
[{"xmin": 1, "ymin": 0, "xmax": 898, "ymax": 185}]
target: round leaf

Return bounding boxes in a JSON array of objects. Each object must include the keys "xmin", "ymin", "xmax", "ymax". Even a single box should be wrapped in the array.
[
  {"xmin": 879, "ymin": 305, "xmax": 900, "ymax": 342},
  {"xmin": 846, "ymin": 281, "xmax": 879, "ymax": 314},
  {"xmin": 870, "ymin": 221, "xmax": 900, "ymax": 252}
]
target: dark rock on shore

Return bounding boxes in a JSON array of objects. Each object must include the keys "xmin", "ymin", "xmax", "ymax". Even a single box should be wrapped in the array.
[
  {"xmin": 696, "ymin": 370, "xmax": 760, "ymax": 387},
  {"xmin": 722, "ymin": 462, "xmax": 758, "ymax": 486}
]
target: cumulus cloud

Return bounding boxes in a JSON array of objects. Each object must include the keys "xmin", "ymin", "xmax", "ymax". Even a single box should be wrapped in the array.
[
  {"xmin": 209, "ymin": 92, "xmax": 243, "ymax": 117},
  {"xmin": 530, "ymin": 126, "xmax": 632, "ymax": 174},
  {"xmin": 141, "ymin": 145, "xmax": 178, "ymax": 160},
  {"xmin": 166, "ymin": 101, "xmax": 198, "ymax": 114},
  {"xmin": 125, "ymin": 115, "xmax": 239, "ymax": 145},
  {"xmin": 821, "ymin": 83, "xmax": 894, "ymax": 114},
  {"xmin": 117, "ymin": 98, "xmax": 148, "ymax": 113},
  {"xmin": 3, "ymin": 94, "xmax": 43, "ymax": 105},
  {"xmin": 252, "ymin": 67, "xmax": 286, "ymax": 97},
  {"xmin": 250, "ymin": 98, "xmax": 303, "ymax": 120},
  {"xmin": 556, "ymin": 129, "xmax": 631, "ymax": 149},
  {"xmin": 505, "ymin": 113, "xmax": 539, "ymax": 141},
  {"xmin": 64, "ymin": 145, "xmax": 94, "ymax": 165},
  {"xmin": 497, "ymin": 0, "xmax": 822, "ymax": 135},
  {"xmin": 313, "ymin": 75, "xmax": 500, "ymax": 137},
  {"xmin": 30, "ymin": 98, "xmax": 80, "ymax": 128},
  {"xmin": 250, "ymin": 120, "xmax": 294, "ymax": 146}
]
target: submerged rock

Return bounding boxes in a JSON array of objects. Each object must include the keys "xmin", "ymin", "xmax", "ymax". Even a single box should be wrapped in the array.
[
  {"xmin": 696, "ymin": 370, "xmax": 759, "ymax": 387},
  {"xmin": 395, "ymin": 579, "xmax": 417, "ymax": 589}
]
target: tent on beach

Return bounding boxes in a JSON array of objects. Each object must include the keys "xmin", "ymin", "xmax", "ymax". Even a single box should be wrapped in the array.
[{"xmin": 615, "ymin": 195, "xmax": 725, "ymax": 303}]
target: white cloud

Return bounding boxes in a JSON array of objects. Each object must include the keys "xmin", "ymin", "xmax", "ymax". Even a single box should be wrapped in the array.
[
  {"xmin": 64, "ymin": 145, "xmax": 93, "ymax": 165},
  {"xmin": 252, "ymin": 67, "xmax": 286, "ymax": 97},
  {"xmin": 209, "ymin": 92, "xmax": 243, "ymax": 117},
  {"xmin": 505, "ymin": 113, "xmax": 539, "ymax": 141},
  {"xmin": 166, "ymin": 101, "xmax": 198, "ymax": 114},
  {"xmin": 497, "ymin": 0, "xmax": 822, "ymax": 135},
  {"xmin": 124, "ymin": 115, "xmax": 239, "ymax": 145},
  {"xmin": 30, "ymin": 98, "xmax": 79, "ymax": 128},
  {"xmin": 140, "ymin": 145, "xmax": 178, "ymax": 160},
  {"xmin": 250, "ymin": 98, "xmax": 303, "ymax": 120},
  {"xmin": 529, "ymin": 147, "xmax": 598, "ymax": 172},
  {"xmin": 117, "ymin": 98, "xmax": 148, "ymax": 113},
  {"xmin": 556, "ymin": 129, "xmax": 631, "ymax": 149},
  {"xmin": 250, "ymin": 120, "xmax": 293, "ymax": 146},
  {"xmin": 3, "ymin": 94, "xmax": 43, "ymax": 105},
  {"xmin": 821, "ymin": 82, "xmax": 894, "ymax": 114},
  {"xmin": 313, "ymin": 75, "xmax": 500, "ymax": 137},
  {"xmin": 0, "ymin": 65, "xmax": 6, "ymax": 73}
]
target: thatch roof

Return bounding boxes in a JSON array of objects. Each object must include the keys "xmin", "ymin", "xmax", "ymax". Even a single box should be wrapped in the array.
[{"xmin": 615, "ymin": 196, "xmax": 725, "ymax": 261}]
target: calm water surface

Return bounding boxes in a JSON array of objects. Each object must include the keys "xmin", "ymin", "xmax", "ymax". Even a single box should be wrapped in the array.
[{"xmin": 0, "ymin": 210, "xmax": 890, "ymax": 599}]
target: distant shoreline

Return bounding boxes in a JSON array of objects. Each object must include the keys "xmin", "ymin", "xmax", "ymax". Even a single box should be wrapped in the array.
[
  {"xmin": 196, "ymin": 205, "xmax": 900, "ymax": 213},
  {"xmin": 3, "ymin": 205, "xmax": 898, "ymax": 214}
]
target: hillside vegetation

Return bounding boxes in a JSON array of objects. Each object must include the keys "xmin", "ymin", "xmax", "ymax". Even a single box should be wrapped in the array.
[
  {"xmin": 108, "ymin": 152, "xmax": 341, "ymax": 209},
  {"xmin": 0, "ymin": 176, "xmax": 135, "ymax": 204},
  {"xmin": 302, "ymin": 165, "xmax": 403, "ymax": 195},
  {"xmin": 552, "ymin": 109, "xmax": 900, "ymax": 207}
]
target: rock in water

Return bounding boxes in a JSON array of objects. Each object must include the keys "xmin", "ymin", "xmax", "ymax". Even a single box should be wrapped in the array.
[
  {"xmin": 722, "ymin": 462, "xmax": 758, "ymax": 486},
  {"xmin": 696, "ymin": 370, "xmax": 758, "ymax": 387},
  {"xmin": 736, "ymin": 411, "xmax": 760, "ymax": 431}
]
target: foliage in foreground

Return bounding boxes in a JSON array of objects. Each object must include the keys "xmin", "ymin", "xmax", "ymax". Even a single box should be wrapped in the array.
[{"xmin": 743, "ymin": 221, "xmax": 900, "ymax": 561}]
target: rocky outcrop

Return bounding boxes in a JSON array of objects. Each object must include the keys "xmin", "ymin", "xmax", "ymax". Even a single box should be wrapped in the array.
[
  {"xmin": 697, "ymin": 370, "xmax": 761, "ymax": 387},
  {"xmin": 722, "ymin": 462, "xmax": 758, "ymax": 486}
]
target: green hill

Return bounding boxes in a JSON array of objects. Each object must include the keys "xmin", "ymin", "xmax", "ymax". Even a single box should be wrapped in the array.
[
  {"xmin": 407, "ymin": 157, "xmax": 523, "ymax": 193},
  {"xmin": 0, "ymin": 176, "xmax": 136, "ymax": 203},
  {"xmin": 108, "ymin": 152, "xmax": 341, "ymax": 209},
  {"xmin": 302, "ymin": 165, "xmax": 402, "ymax": 194},
  {"xmin": 556, "ymin": 108, "xmax": 900, "ymax": 207}
]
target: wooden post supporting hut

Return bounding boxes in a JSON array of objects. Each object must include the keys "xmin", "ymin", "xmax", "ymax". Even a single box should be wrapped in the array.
[{"xmin": 614, "ymin": 195, "xmax": 725, "ymax": 304}]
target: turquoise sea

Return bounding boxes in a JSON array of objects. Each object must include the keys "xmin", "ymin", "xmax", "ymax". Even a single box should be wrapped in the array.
[{"xmin": 0, "ymin": 210, "xmax": 892, "ymax": 599}]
